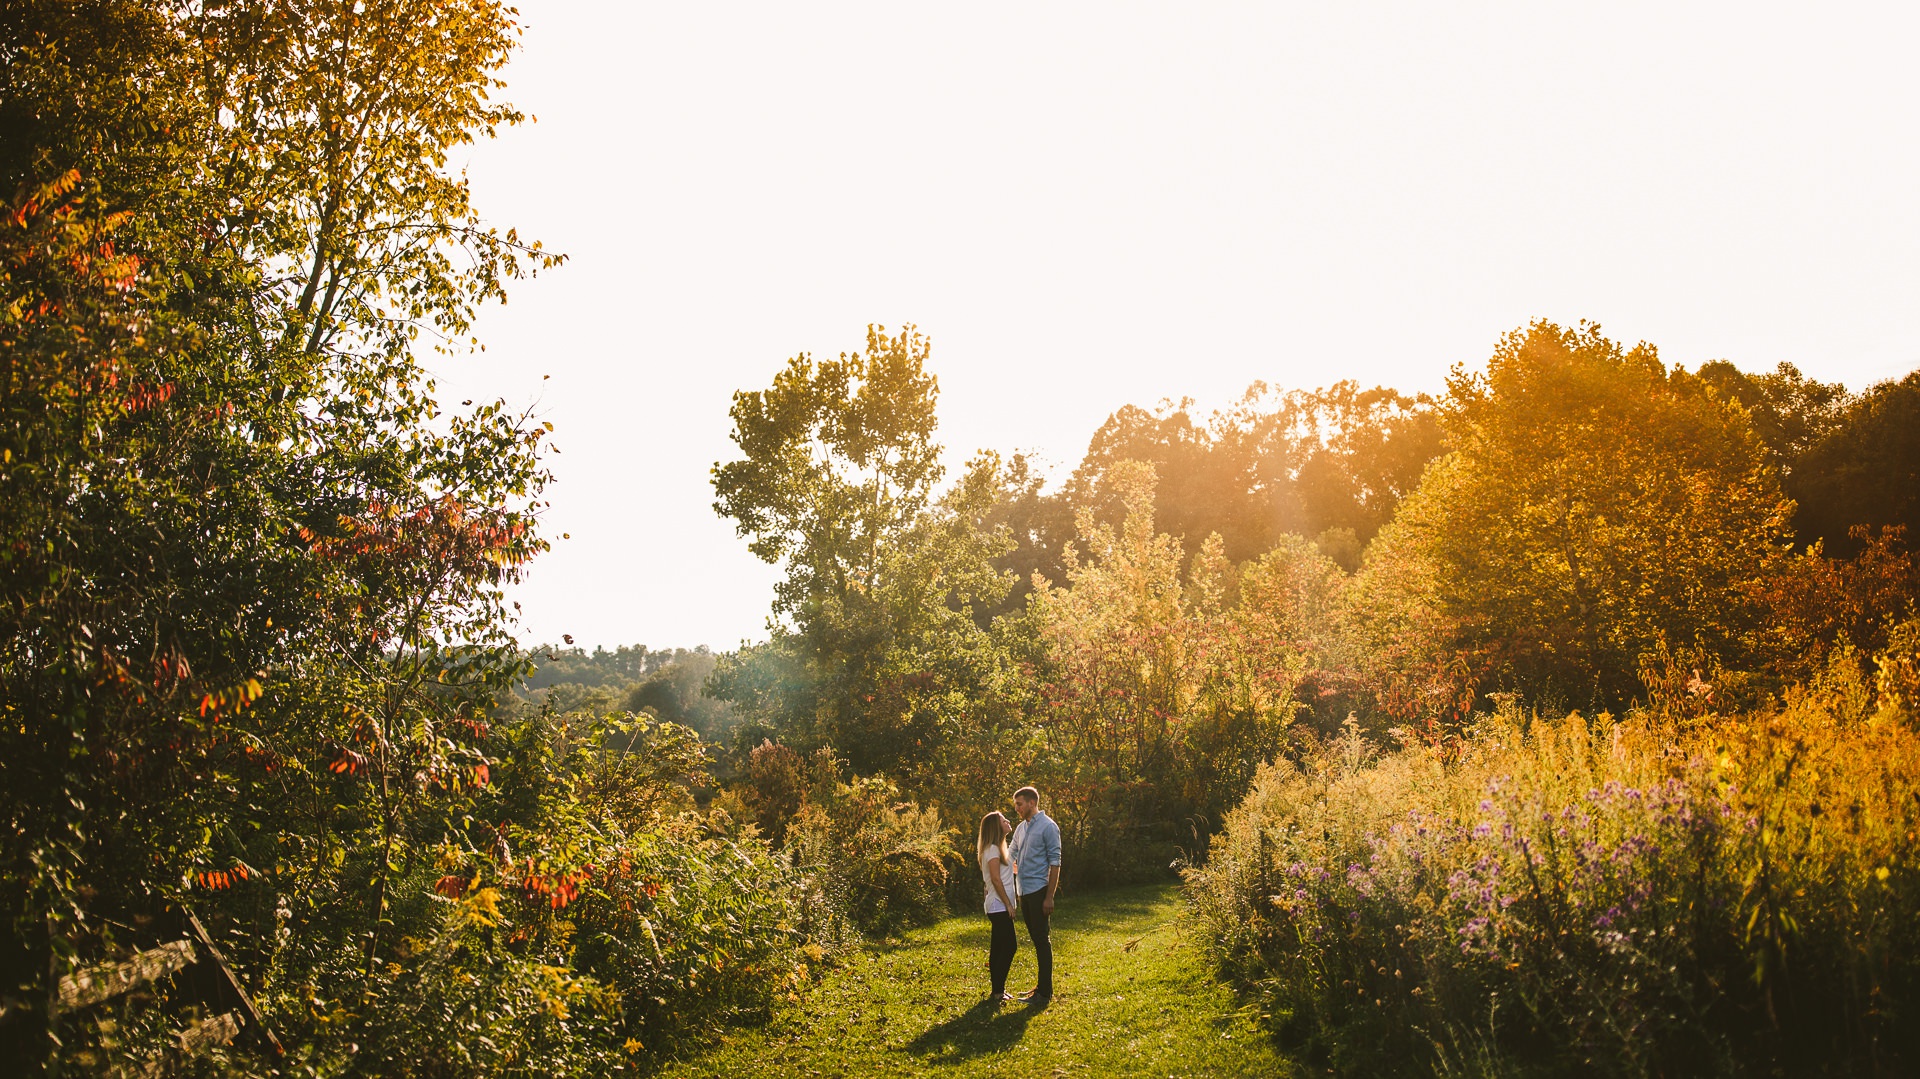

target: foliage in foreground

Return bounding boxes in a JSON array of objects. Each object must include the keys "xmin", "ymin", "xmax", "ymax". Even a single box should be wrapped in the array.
[
  {"xmin": 1187, "ymin": 634, "xmax": 1920, "ymax": 1077},
  {"xmin": 0, "ymin": 3, "xmax": 812, "ymax": 1073},
  {"xmin": 275, "ymin": 712, "xmax": 812, "ymax": 1079},
  {"xmin": 725, "ymin": 740, "xmax": 955, "ymax": 939}
]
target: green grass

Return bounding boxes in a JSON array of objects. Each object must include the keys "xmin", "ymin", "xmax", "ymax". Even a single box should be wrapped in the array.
[{"xmin": 659, "ymin": 881, "xmax": 1299, "ymax": 1078}]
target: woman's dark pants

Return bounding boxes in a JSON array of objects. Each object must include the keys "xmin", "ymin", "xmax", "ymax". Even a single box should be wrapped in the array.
[
  {"xmin": 1019, "ymin": 891, "xmax": 1052, "ymax": 997},
  {"xmin": 986, "ymin": 909, "xmax": 1017, "ymax": 995}
]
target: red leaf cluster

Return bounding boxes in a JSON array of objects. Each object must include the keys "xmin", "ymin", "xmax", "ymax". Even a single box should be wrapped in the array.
[
  {"xmin": 519, "ymin": 859, "xmax": 593, "ymax": 910},
  {"xmin": 194, "ymin": 864, "xmax": 252, "ymax": 891},
  {"xmin": 304, "ymin": 496, "xmax": 538, "ymax": 587}
]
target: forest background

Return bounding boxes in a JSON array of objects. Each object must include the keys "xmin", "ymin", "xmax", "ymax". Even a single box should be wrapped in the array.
[{"xmin": 5, "ymin": 2, "xmax": 1920, "ymax": 1078}]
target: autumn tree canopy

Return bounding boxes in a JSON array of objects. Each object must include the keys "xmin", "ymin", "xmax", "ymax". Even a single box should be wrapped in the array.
[{"xmin": 1353, "ymin": 321, "xmax": 1795, "ymax": 709}]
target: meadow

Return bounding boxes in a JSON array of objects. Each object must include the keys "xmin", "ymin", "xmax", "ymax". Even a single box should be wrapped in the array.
[
  {"xmin": 1189, "ymin": 680, "xmax": 1920, "ymax": 1076},
  {"xmin": 664, "ymin": 883, "xmax": 1296, "ymax": 1079}
]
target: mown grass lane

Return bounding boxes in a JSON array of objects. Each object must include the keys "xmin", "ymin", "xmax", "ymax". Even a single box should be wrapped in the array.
[{"xmin": 663, "ymin": 881, "xmax": 1299, "ymax": 1078}]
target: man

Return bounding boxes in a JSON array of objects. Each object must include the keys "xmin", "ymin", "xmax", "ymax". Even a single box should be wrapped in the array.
[{"xmin": 1008, "ymin": 785, "xmax": 1061, "ymax": 1004}]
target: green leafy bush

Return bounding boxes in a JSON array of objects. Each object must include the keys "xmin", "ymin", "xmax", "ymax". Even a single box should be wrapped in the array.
[
  {"xmin": 566, "ymin": 819, "xmax": 810, "ymax": 1046},
  {"xmin": 281, "ymin": 903, "xmax": 625, "ymax": 1079},
  {"xmin": 784, "ymin": 772, "xmax": 955, "ymax": 939},
  {"xmin": 228, "ymin": 711, "xmax": 814, "ymax": 1077}
]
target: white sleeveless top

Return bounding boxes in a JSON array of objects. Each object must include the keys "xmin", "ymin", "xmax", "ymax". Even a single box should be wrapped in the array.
[{"xmin": 979, "ymin": 845, "xmax": 1019, "ymax": 914}]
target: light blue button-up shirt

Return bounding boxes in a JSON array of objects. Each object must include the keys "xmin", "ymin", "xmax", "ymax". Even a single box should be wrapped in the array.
[{"xmin": 1010, "ymin": 810, "xmax": 1061, "ymax": 896}]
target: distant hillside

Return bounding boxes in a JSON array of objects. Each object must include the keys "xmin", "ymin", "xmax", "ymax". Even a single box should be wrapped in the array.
[
  {"xmin": 516, "ymin": 644, "xmax": 740, "ymax": 749},
  {"xmin": 519, "ymin": 644, "xmax": 683, "ymax": 692}
]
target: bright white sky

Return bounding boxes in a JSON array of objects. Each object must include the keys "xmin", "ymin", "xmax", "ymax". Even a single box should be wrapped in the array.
[{"xmin": 440, "ymin": 2, "xmax": 1920, "ymax": 652}]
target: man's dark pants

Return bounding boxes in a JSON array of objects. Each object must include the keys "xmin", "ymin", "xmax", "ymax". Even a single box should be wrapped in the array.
[{"xmin": 1018, "ymin": 890, "xmax": 1052, "ymax": 997}]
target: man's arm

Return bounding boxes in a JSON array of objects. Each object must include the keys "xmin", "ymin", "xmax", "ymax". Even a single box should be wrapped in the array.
[{"xmin": 1043, "ymin": 819, "xmax": 1062, "ymax": 913}]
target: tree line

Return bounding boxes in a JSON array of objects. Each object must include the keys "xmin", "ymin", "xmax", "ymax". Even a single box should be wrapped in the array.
[{"xmin": 702, "ymin": 320, "xmax": 1919, "ymax": 878}]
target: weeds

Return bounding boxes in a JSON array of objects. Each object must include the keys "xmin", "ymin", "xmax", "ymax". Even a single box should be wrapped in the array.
[{"xmin": 1187, "ymin": 639, "xmax": 1920, "ymax": 1076}]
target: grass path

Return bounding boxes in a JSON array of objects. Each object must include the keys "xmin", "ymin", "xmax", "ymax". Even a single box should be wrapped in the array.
[{"xmin": 663, "ymin": 882, "xmax": 1299, "ymax": 1078}]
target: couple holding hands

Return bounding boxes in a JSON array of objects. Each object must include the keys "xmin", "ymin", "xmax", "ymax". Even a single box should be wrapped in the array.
[{"xmin": 976, "ymin": 785, "xmax": 1062, "ymax": 1006}]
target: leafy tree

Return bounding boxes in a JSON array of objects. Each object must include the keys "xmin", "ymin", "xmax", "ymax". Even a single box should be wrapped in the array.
[
  {"xmin": 1066, "ymin": 382, "xmax": 1442, "ymax": 569},
  {"xmin": 973, "ymin": 451, "xmax": 1076, "ymax": 621},
  {"xmin": 712, "ymin": 325, "xmax": 943, "ymax": 618},
  {"xmin": 1358, "ymin": 321, "xmax": 1795, "ymax": 710},
  {"xmin": 709, "ymin": 326, "xmax": 1016, "ymax": 774},
  {"xmin": 1, "ymin": 0, "xmax": 565, "ymax": 1068},
  {"xmin": 1693, "ymin": 361, "xmax": 1920, "ymax": 559},
  {"xmin": 1037, "ymin": 462, "xmax": 1191, "ymax": 788},
  {"xmin": 1753, "ymin": 526, "xmax": 1920, "ymax": 675},
  {"xmin": 1277, "ymin": 382, "xmax": 1443, "ymax": 558},
  {"xmin": 521, "ymin": 643, "xmax": 676, "ymax": 692},
  {"xmin": 1342, "ymin": 458, "xmax": 1500, "ymax": 730},
  {"xmin": 623, "ymin": 647, "xmax": 738, "ymax": 744},
  {"xmin": 1694, "ymin": 360, "xmax": 1849, "ymax": 476},
  {"xmin": 1070, "ymin": 399, "xmax": 1283, "ymax": 564},
  {"xmin": 1235, "ymin": 532, "xmax": 1357, "ymax": 727},
  {"xmin": 1788, "ymin": 372, "xmax": 1920, "ymax": 557},
  {"xmin": 1030, "ymin": 462, "xmax": 1308, "ymax": 882}
]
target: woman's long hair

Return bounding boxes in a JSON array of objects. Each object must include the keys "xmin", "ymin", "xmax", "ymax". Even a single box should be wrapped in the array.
[{"xmin": 977, "ymin": 810, "xmax": 1011, "ymax": 865}]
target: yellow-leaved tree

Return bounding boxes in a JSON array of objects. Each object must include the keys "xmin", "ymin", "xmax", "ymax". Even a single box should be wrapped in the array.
[
  {"xmin": 1349, "ymin": 321, "xmax": 1795, "ymax": 713},
  {"xmin": 1031, "ymin": 461, "xmax": 1307, "ymax": 882}
]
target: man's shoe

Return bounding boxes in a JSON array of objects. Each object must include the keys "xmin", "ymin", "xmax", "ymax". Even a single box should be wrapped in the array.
[{"xmin": 1023, "ymin": 993, "xmax": 1052, "ymax": 1006}]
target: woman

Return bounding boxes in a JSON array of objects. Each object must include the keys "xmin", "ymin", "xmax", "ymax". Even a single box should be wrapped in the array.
[{"xmin": 977, "ymin": 810, "xmax": 1019, "ymax": 1004}]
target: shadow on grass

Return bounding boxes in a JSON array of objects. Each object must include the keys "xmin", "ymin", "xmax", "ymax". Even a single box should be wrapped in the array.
[
  {"xmin": 905, "ymin": 996, "xmax": 1051, "ymax": 1066},
  {"xmin": 1048, "ymin": 882, "xmax": 1178, "ymax": 929},
  {"xmin": 940, "ymin": 885, "xmax": 1173, "ymax": 950}
]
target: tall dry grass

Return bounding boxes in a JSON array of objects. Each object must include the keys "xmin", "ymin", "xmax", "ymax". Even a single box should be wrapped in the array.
[{"xmin": 1186, "ymin": 640, "xmax": 1920, "ymax": 1077}]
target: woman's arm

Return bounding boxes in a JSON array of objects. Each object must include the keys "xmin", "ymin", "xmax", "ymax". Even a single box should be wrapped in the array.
[{"xmin": 986, "ymin": 854, "xmax": 1014, "ymax": 911}]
